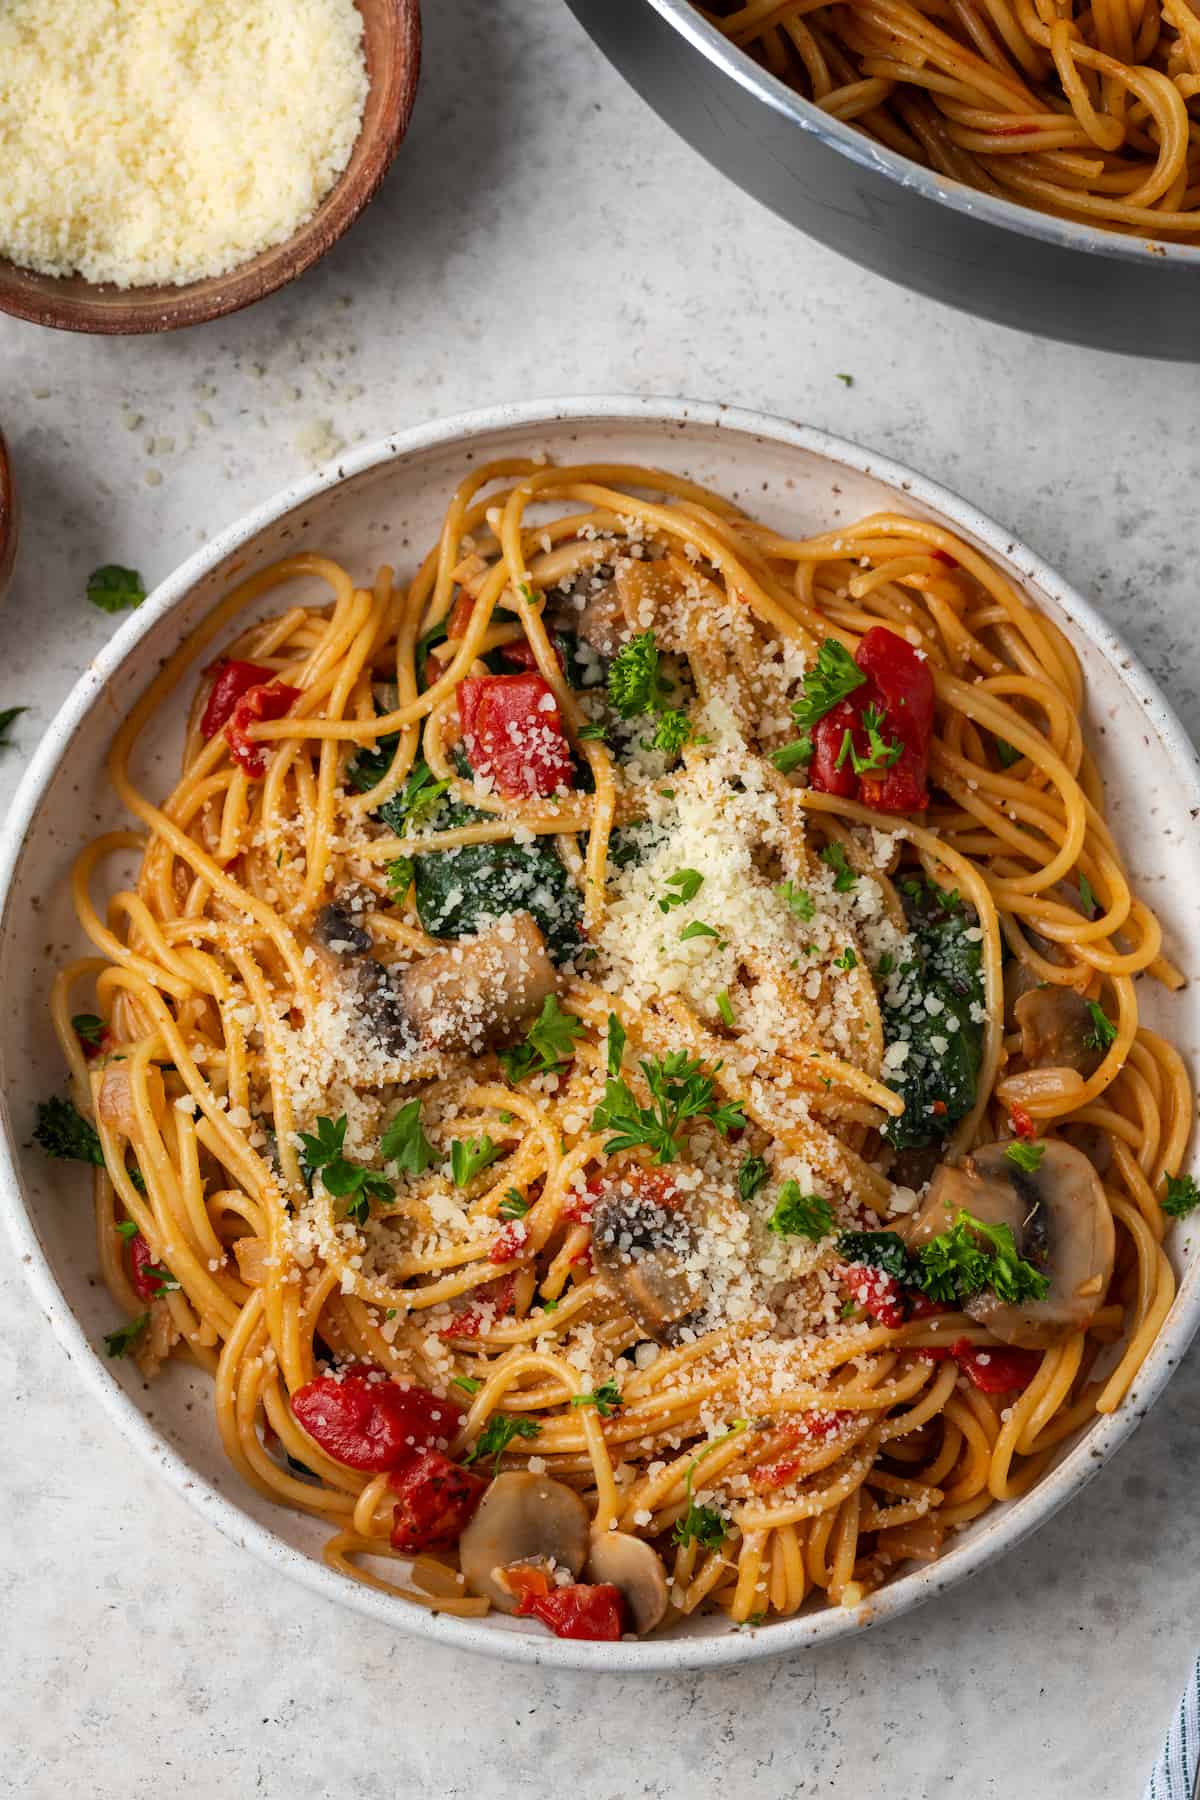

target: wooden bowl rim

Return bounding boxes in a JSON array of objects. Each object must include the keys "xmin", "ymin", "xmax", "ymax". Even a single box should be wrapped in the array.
[{"xmin": 0, "ymin": 0, "xmax": 421, "ymax": 336}]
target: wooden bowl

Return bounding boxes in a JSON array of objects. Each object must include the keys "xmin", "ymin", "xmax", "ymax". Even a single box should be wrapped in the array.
[
  {"xmin": 0, "ymin": 0, "xmax": 421, "ymax": 336},
  {"xmin": 0, "ymin": 430, "xmax": 16, "ymax": 600}
]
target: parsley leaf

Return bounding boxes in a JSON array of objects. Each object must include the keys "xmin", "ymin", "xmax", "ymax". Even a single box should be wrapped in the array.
[
  {"xmin": 658, "ymin": 868, "xmax": 703, "ymax": 913},
  {"xmin": 791, "ymin": 639, "xmax": 866, "ymax": 732},
  {"xmin": 1078, "ymin": 872, "xmax": 1098, "ymax": 919},
  {"xmin": 34, "ymin": 1095, "xmax": 104, "ymax": 1166},
  {"xmin": 591, "ymin": 1051, "xmax": 745, "ymax": 1164},
  {"xmin": 115, "ymin": 1219, "xmax": 139, "ymax": 1241},
  {"xmin": 993, "ymin": 736, "xmax": 1022, "ymax": 768},
  {"xmin": 679, "ymin": 920, "xmax": 719, "ymax": 942},
  {"xmin": 380, "ymin": 1099, "xmax": 438, "ymax": 1177},
  {"xmin": 577, "ymin": 720, "xmax": 609, "ymax": 742},
  {"xmin": 570, "ymin": 1379, "xmax": 623, "ymax": 1417},
  {"xmin": 71, "ymin": 1013, "xmax": 106, "ymax": 1048},
  {"xmin": 452, "ymin": 1375, "xmax": 483, "ymax": 1396},
  {"xmin": 767, "ymin": 1182, "xmax": 834, "ymax": 1241},
  {"xmin": 498, "ymin": 995, "xmax": 585, "ymax": 1084},
  {"xmin": 776, "ymin": 881, "xmax": 816, "ymax": 921},
  {"xmin": 834, "ymin": 704, "xmax": 904, "ymax": 777},
  {"xmin": 820, "ymin": 843, "xmax": 857, "ymax": 892},
  {"xmin": 715, "ymin": 989, "xmax": 735, "ymax": 1028},
  {"xmin": 104, "ymin": 1314, "xmax": 149, "ymax": 1357},
  {"xmin": 737, "ymin": 1155, "xmax": 769, "ymax": 1201},
  {"xmin": 1084, "ymin": 1000, "xmax": 1118, "ymax": 1052},
  {"xmin": 606, "ymin": 1012, "xmax": 626, "ymax": 1078},
  {"xmin": 917, "ymin": 1209, "xmax": 1049, "ymax": 1305},
  {"xmin": 651, "ymin": 709, "xmax": 694, "ymax": 756},
  {"xmin": 1005, "ymin": 1139, "xmax": 1045, "ymax": 1173},
  {"xmin": 463, "ymin": 1413, "xmax": 541, "ymax": 1472},
  {"xmin": 672, "ymin": 1461, "xmax": 728, "ymax": 1552},
  {"xmin": 298, "ymin": 1114, "xmax": 394, "ymax": 1222},
  {"xmin": 770, "ymin": 736, "xmax": 813, "ymax": 774},
  {"xmin": 833, "ymin": 946, "xmax": 858, "ymax": 971},
  {"xmin": 607, "ymin": 630, "xmax": 673, "ymax": 718},
  {"xmin": 0, "ymin": 705, "xmax": 26, "ymax": 748},
  {"xmin": 498, "ymin": 1188, "xmax": 529, "ymax": 1220},
  {"xmin": 87, "ymin": 564, "xmax": 146, "ymax": 614},
  {"xmin": 451, "ymin": 1135, "xmax": 500, "ymax": 1186},
  {"xmin": 1162, "ymin": 1173, "xmax": 1200, "ymax": 1218},
  {"xmin": 386, "ymin": 855, "xmax": 415, "ymax": 898}
]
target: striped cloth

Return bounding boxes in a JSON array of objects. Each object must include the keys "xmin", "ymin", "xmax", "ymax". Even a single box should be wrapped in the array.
[{"xmin": 1146, "ymin": 1658, "xmax": 1200, "ymax": 1799}]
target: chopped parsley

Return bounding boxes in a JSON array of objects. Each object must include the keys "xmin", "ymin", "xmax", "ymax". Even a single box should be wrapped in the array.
[
  {"xmin": 834, "ymin": 704, "xmax": 903, "ymax": 776},
  {"xmin": 570, "ymin": 1379, "xmax": 623, "ymax": 1418},
  {"xmin": 679, "ymin": 920, "xmax": 719, "ymax": 942},
  {"xmin": 0, "ymin": 705, "xmax": 26, "ymax": 748},
  {"xmin": 142, "ymin": 1261, "xmax": 180, "ymax": 1297},
  {"xmin": 833, "ymin": 946, "xmax": 858, "ymax": 971},
  {"xmin": 651, "ymin": 709, "xmax": 694, "ymax": 756},
  {"xmin": 71, "ymin": 1013, "xmax": 106, "ymax": 1048},
  {"xmin": 836, "ymin": 373, "xmax": 854, "ymax": 387},
  {"xmin": 738, "ymin": 1155, "xmax": 769, "ymax": 1201},
  {"xmin": 776, "ymin": 881, "xmax": 816, "ymax": 922},
  {"xmin": 591, "ymin": 1050, "xmax": 745, "ymax": 1164},
  {"xmin": 298, "ymin": 1114, "xmax": 394, "ymax": 1223},
  {"xmin": 115, "ymin": 1219, "xmax": 139, "ymax": 1241},
  {"xmin": 450, "ymin": 1134, "xmax": 501, "ymax": 1187},
  {"xmin": 463, "ymin": 1413, "xmax": 541, "ymax": 1472},
  {"xmin": 820, "ymin": 843, "xmax": 857, "ymax": 892},
  {"xmin": 386, "ymin": 855, "xmax": 415, "ymax": 898},
  {"xmin": 672, "ymin": 1461, "xmax": 728, "ymax": 1552},
  {"xmin": 452, "ymin": 1375, "xmax": 483, "ymax": 1396},
  {"xmin": 715, "ymin": 989, "xmax": 736, "ymax": 1028},
  {"xmin": 498, "ymin": 994, "xmax": 584, "ymax": 1083},
  {"xmin": 498, "ymin": 1188, "xmax": 530, "ymax": 1220},
  {"xmin": 1084, "ymin": 1000, "xmax": 1118, "ymax": 1052},
  {"xmin": 1162, "ymin": 1173, "xmax": 1200, "ymax": 1218},
  {"xmin": 606, "ymin": 1012, "xmax": 626, "ymax": 1077},
  {"xmin": 577, "ymin": 721, "xmax": 608, "ymax": 742},
  {"xmin": 104, "ymin": 1314, "xmax": 149, "ymax": 1357},
  {"xmin": 917, "ymin": 1209, "xmax": 1049, "ymax": 1306},
  {"xmin": 767, "ymin": 1182, "xmax": 834, "ymax": 1241},
  {"xmin": 380, "ymin": 1099, "xmax": 438, "ymax": 1177},
  {"xmin": 790, "ymin": 638, "xmax": 866, "ymax": 732},
  {"xmin": 34, "ymin": 1095, "xmax": 104, "ymax": 1167},
  {"xmin": 658, "ymin": 868, "xmax": 703, "ymax": 912},
  {"xmin": 770, "ymin": 736, "xmax": 813, "ymax": 774},
  {"xmin": 607, "ymin": 629, "xmax": 673, "ymax": 718},
  {"xmin": 1077, "ymin": 872, "xmax": 1098, "ymax": 919},
  {"xmin": 993, "ymin": 736, "xmax": 1022, "ymax": 768},
  {"xmin": 1005, "ymin": 1139, "xmax": 1045, "ymax": 1173},
  {"xmin": 86, "ymin": 564, "xmax": 146, "ymax": 614}
]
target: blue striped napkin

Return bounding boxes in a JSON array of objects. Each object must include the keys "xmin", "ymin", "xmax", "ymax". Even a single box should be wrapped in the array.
[{"xmin": 1146, "ymin": 1657, "xmax": 1200, "ymax": 1799}]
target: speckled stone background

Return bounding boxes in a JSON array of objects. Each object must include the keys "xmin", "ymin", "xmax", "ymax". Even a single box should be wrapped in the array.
[{"xmin": 3, "ymin": 4, "xmax": 1199, "ymax": 1796}]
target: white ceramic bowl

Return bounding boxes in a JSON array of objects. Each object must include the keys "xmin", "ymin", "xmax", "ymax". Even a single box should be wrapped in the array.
[{"xmin": 3, "ymin": 397, "xmax": 1198, "ymax": 1671}]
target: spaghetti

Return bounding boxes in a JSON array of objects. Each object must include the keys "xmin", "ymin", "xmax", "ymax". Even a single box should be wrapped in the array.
[
  {"xmin": 43, "ymin": 457, "xmax": 1193, "ymax": 1640},
  {"xmin": 704, "ymin": 0, "xmax": 1200, "ymax": 240}
]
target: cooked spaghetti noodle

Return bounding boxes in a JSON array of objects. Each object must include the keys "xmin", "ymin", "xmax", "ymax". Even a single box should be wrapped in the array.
[
  {"xmin": 45, "ymin": 457, "xmax": 1193, "ymax": 1640},
  {"xmin": 704, "ymin": 0, "xmax": 1200, "ymax": 240}
]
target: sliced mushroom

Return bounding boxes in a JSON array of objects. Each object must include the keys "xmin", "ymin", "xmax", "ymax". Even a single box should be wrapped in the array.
[
  {"xmin": 585, "ymin": 1530, "xmax": 669, "ymax": 1635},
  {"xmin": 458, "ymin": 1471, "xmax": 589, "ymax": 1612},
  {"xmin": 591, "ymin": 1179, "xmax": 700, "ymax": 1345},
  {"xmin": 1012, "ymin": 986, "xmax": 1104, "ymax": 1079},
  {"xmin": 312, "ymin": 901, "xmax": 373, "ymax": 960},
  {"xmin": 908, "ymin": 1141, "xmax": 1114, "ymax": 1348},
  {"xmin": 397, "ymin": 911, "xmax": 557, "ymax": 1054}
]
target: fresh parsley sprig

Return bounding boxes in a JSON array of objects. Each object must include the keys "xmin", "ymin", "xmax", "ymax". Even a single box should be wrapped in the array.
[
  {"xmin": 570, "ymin": 1379, "xmax": 623, "ymax": 1417},
  {"xmin": 1162, "ymin": 1173, "xmax": 1200, "ymax": 1218},
  {"xmin": 87, "ymin": 564, "xmax": 146, "ymax": 614},
  {"xmin": 917, "ymin": 1209, "xmax": 1049, "ymax": 1306},
  {"xmin": 591, "ymin": 1051, "xmax": 745, "ymax": 1164},
  {"xmin": 1084, "ymin": 1000, "xmax": 1118, "ymax": 1052},
  {"xmin": 1004, "ymin": 1139, "xmax": 1045, "ymax": 1173},
  {"xmin": 776, "ymin": 881, "xmax": 816, "ymax": 921},
  {"xmin": 738, "ymin": 1155, "xmax": 769, "ymax": 1201},
  {"xmin": 767, "ymin": 1183, "xmax": 834, "ymax": 1241},
  {"xmin": 451, "ymin": 1135, "xmax": 501, "ymax": 1187},
  {"xmin": 104, "ymin": 1314, "xmax": 149, "ymax": 1358},
  {"xmin": 820, "ymin": 843, "xmax": 857, "ymax": 892},
  {"xmin": 658, "ymin": 868, "xmax": 703, "ymax": 913},
  {"xmin": 380, "ymin": 1099, "xmax": 438, "ymax": 1177},
  {"xmin": 34, "ymin": 1095, "xmax": 104, "ymax": 1167},
  {"xmin": 0, "ymin": 705, "xmax": 26, "ymax": 749},
  {"xmin": 607, "ymin": 630, "xmax": 674, "ymax": 718},
  {"xmin": 463, "ymin": 1413, "xmax": 541, "ymax": 1473},
  {"xmin": 834, "ymin": 704, "xmax": 903, "ymax": 777},
  {"xmin": 791, "ymin": 639, "xmax": 866, "ymax": 731},
  {"xmin": 298, "ymin": 1114, "xmax": 395, "ymax": 1224},
  {"xmin": 497, "ymin": 995, "xmax": 584, "ymax": 1084}
]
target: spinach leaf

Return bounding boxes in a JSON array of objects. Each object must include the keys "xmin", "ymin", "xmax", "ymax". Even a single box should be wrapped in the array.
[
  {"xmin": 881, "ymin": 877, "xmax": 985, "ymax": 1151},
  {"xmin": 413, "ymin": 793, "xmax": 583, "ymax": 963}
]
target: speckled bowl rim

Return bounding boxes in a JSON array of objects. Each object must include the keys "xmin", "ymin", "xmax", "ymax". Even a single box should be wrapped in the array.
[{"xmin": 2, "ymin": 395, "xmax": 1198, "ymax": 1671}]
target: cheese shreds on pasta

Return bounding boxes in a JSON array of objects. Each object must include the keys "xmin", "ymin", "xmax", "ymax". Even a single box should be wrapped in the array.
[
  {"xmin": 45, "ymin": 457, "xmax": 1193, "ymax": 1641},
  {"xmin": 0, "ymin": 0, "xmax": 367, "ymax": 287}
]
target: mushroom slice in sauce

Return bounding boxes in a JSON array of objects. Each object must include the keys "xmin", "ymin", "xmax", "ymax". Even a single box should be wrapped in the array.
[
  {"xmin": 311, "ymin": 901, "xmax": 373, "ymax": 960},
  {"xmin": 585, "ymin": 1530, "xmax": 669, "ymax": 1635},
  {"xmin": 908, "ymin": 1141, "xmax": 1114, "ymax": 1348},
  {"xmin": 397, "ymin": 911, "xmax": 557, "ymax": 1054},
  {"xmin": 1012, "ymin": 986, "xmax": 1105, "ymax": 1079},
  {"xmin": 458, "ymin": 1471, "xmax": 589, "ymax": 1612},
  {"xmin": 590, "ymin": 1178, "xmax": 699, "ymax": 1346}
]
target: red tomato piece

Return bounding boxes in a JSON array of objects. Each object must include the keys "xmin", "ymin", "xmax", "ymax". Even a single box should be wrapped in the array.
[
  {"xmin": 809, "ymin": 700, "xmax": 861, "ymax": 798},
  {"xmin": 508, "ymin": 1566, "xmax": 625, "ymax": 1641},
  {"xmin": 447, "ymin": 591, "xmax": 475, "ymax": 639},
  {"xmin": 920, "ymin": 1337, "xmax": 1042, "ymax": 1393},
  {"xmin": 840, "ymin": 1262, "xmax": 905, "ymax": 1328},
  {"xmin": 439, "ymin": 1272, "xmax": 518, "ymax": 1339},
  {"xmin": 200, "ymin": 659, "xmax": 274, "ymax": 740},
  {"xmin": 806, "ymin": 628, "xmax": 934, "ymax": 816},
  {"xmin": 498, "ymin": 637, "xmax": 565, "ymax": 674},
  {"xmin": 291, "ymin": 1374, "xmax": 464, "ymax": 1473},
  {"xmin": 457, "ymin": 672, "xmax": 574, "ymax": 799},
  {"xmin": 225, "ymin": 680, "xmax": 302, "ymax": 778},
  {"xmin": 388, "ymin": 1450, "xmax": 487, "ymax": 1552},
  {"xmin": 1009, "ymin": 1102, "xmax": 1036, "ymax": 1142},
  {"xmin": 749, "ymin": 1410, "xmax": 851, "ymax": 1492},
  {"xmin": 128, "ymin": 1233, "xmax": 168, "ymax": 1302},
  {"xmin": 489, "ymin": 1220, "xmax": 528, "ymax": 1265}
]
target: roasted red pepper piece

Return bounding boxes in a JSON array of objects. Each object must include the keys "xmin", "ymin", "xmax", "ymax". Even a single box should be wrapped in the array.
[
  {"xmin": 128, "ymin": 1232, "xmax": 171, "ymax": 1302},
  {"xmin": 388, "ymin": 1450, "xmax": 487, "ymax": 1551},
  {"xmin": 457, "ymin": 671, "xmax": 574, "ymax": 799},
  {"xmin": 750, "ymin": 1410, "xmax": 851, "ymax": 1491},
  {"xmin": 808, "ymin": 627, "xmax": 934, "ymax": 815},
  {"xmin": 488, "ymin": 1219, "xmax": 528, "ymax": 1265},
  {"xmin": 921, "ymin": 1336, "xmax": 1042, "ymax": 1393},
  {"xmin": 439, "ymin": 1271, "xmax": 518, "ymax": 1339},
  {"xmin": 498, "ymin": 637, "xmax": 565, "ymax": 674},
  {"xmin": 225, "ymin": 679, "xmax": 302, "ymax": 778},
  {"xmin": 200, "ymin": 659, "xmax": 274, "ymax": 740},
  {"xmin": 506, "ymin": 1565, "xmax": 625, "ymax": 1641},
  {"xmin": 839, "ymin": 1262, "xmax": 905, "ymax": 1328},
  {"xmin": 291, "ymin": 1374, "xmax": 464, "ymax": 1473}
]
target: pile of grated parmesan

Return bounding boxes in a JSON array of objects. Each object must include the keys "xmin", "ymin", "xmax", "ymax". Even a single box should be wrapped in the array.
[{"xmin": 0, "ymin": 0, "xmax": 368, "ymax": 287}]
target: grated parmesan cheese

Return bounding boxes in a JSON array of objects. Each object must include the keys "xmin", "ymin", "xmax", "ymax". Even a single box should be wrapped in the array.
[{"xmin": 0, "ymin": 0, "xmax": 368, "ymax": 287}]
